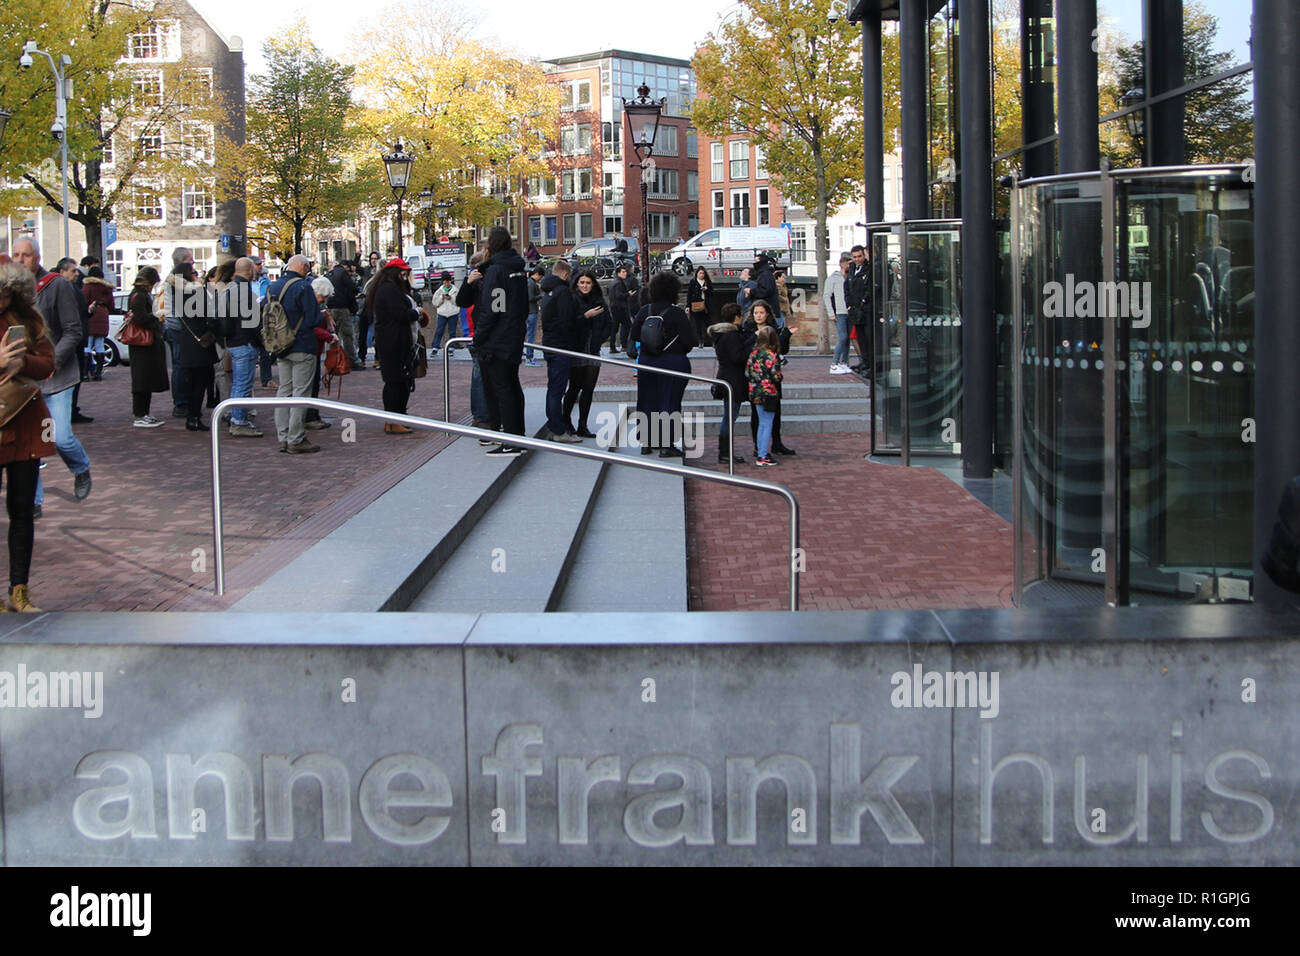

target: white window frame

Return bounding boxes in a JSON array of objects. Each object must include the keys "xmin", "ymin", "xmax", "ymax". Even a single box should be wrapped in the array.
[
  {"xmin": 710, "ymin": 142, "xmax": 724, "ymax": 182},
  {"xmin": 730, "ymin": 188, "xmax": 750, "ymax": 227},
  {"xmin": 755, "ymin": 143, "xmax": 768, "ymax": 179},
  {"xmin": 560, "ymin": 123, "xmax": 592, "ymax": 157},
  {"xmin": 729, "ymin": 140, "xmax": 750, "ymax": 180},
  {"xmin": 649, "ymin": 168, "xmax": 678, "ymax": 199},
  {"xmin": 757, "ymin": 187, "xmax": 770, "ymax": 225},
  {"xmin": 686, "ymin": 130, "xmax": 698, "ymax": 158},
  {"xmin": 132, "ymin": 71, "xmax": 164, "ymax": 110},
  {"xmin": 711, "ymin": 190, "xmax": 725, "ymax": 228},
  {"xmin": 179, "ymin": 120, "xmax": 214, "ymax": 163},
  {"xmin": 648, "ymin": 212, "xmax": 678, "ymax": 240},
  {"xmin": 653, "ymin": 125, "xmax": 677, "ymax": 157},
  {"xmin": 134, "ymin": 184, "xmax": 165, "ymax": 225},
  {"xmin": 126, "ymin": 21, "xmax": 179, "ymax": 61},
  {"xmin": 181, "ymin": 181, "xmax": 215, "ymax": 224},
  {"xmin": 181, "ymin": 68, "xmax": 214, "ymax": 107},
  {"xmin": 687, "ymin": 170, "xmax": 698, "ymax": 201},
  {"xmin": 136, "ymin": 124, "xmax": 163, "ymax": 158},
  {"xmin": 101, "ymin": 134, "xmax": 115, "ymax": 167},
  {"xmin": 560, "ymin": 78, "xmax": 591, "ymax": 112}
]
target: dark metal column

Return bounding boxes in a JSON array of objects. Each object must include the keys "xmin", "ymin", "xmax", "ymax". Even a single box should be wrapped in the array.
[
  {"xmin": 960, "ymin": 0, "xmax": 995, "ymax": 477},
  {"xmin": 1143, "ymin": 0, "xmax": 1185, "ymax": 166},
  {"xmin": 1254, "ymin": 0, "xmax": 1300, "ymax": 606},
  {"xmin": 863, "ymin": 8, "xmax": 886, "ymax": 223},
  {"xmin": 901, "ymin": 0, "xmax": 930, "ymax": 218},
  {"xmin": 1021, "ymin": 0, "xmax": 1055, "ymax": 177},
  {"xmin": 1056, "ymin": 0, "xmax": 1099, "ymax": 172}
]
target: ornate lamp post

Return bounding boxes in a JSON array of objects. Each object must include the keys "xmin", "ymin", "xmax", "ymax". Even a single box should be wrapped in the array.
[
  {"xmin": 382, "ymin": 140, "xmax": 414, "ymax": 253},
  {"xmin": 1122, "ymin": 87, "xmax": 1146, "ymax": 160},
  {"xmin": 622, "ymin": 83, "xmax": 665, "ymax": 287}
]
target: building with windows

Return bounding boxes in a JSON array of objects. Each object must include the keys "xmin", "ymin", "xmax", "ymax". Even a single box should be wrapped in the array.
[
  {"xmin": 698, "ymin": 133, "xmax": 783, "ymax": 234},
  {"xmin": 101, "ymin": 0, "xmax": 246, "ymax": 287},
  {"xmin": 510, "ymin": 51, "xmax": 698, "ymax": 259}
]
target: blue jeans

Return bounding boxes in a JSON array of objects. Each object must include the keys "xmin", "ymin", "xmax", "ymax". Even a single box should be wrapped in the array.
[
  {"xmin": 524, "ymin": 313, "xmax": 538, "ymax": 360},
  {"xmin": 166, "ymin": 328, "xmax": 190, "ymax": 410},
  {"xmin": 756, "ymin": 405, "xmax": 776, "ymax": 458},
  {"xmin": 433, "ymin": 312, "xmax": 457, "ymax": 350},
  {"xmin": 44, "ymin": 386, "xmax": 92, "ymax": 477},
  {"xmin": 460, "ymin": 309, "xmax": 470, "ymax": 337},
  {"xmin": 717, "ymin": 389, "xmax": 744, "ymax": 439},
  {"xmin": 227, "ymin": 344, "xmax": 257, "ymax": 425},
  {"xmin": 834, "ymin": 313, "xmax": 851, "ymax": 365},
  {"xmin": 545, "ymin": 354, "xmax": 572, "ymax": 435},
  {"xmin": 470, "ymin": 354, "xmax": 489, "ymax": 425}
]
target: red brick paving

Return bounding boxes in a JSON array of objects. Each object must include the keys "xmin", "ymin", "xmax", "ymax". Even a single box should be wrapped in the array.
[{"xmin": 16, "ymin": 352, "xmax": 1012, "ymax": 612}]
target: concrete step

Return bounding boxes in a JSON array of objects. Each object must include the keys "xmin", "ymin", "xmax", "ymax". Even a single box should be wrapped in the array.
[
  {"xmin": 232, "ymin": 438, "xmax": 528, "ymax": 613},
  {"xmin": 407, "ymin": 451, "xmax": 606, "ymax": 612}
]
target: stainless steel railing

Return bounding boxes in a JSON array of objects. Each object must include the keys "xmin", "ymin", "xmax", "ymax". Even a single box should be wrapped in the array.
[
  {"xmin": 208, "ymin": 396, "xmax": 800, "ymax": 610},
  {"xmin": 438, "ymin": 336, "xmax": 739, "ymax": 475}
]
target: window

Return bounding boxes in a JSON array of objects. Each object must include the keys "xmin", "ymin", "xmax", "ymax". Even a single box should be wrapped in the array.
[
  {"xmin": 560, "ymin": 79, "xmax": 591, "ymax": 112},
  {"xmin": 602, "ymin": 172, "xmax": 622, "ymax": 206},
  {"xmin": 601, "ymin": 121, "xmax": 621, "ymax": 160},
  {"xmin": 730, "ymin": 189, "xmax": 750, "ymax": 227},
  {"xmin": 711, "ymin": 142, "xmax": 723, "ymax": 182},
  {"xmin": 527, "ymin": 174, "xmax": 556, "ymax": 200},
  {"xmin": 132, "ymin": 72, "xmax": 163, "ymax": 109},
  {"xmin": 137, "ymin": 127, "xmax": 163, "ymax": 157},
  {"xmin": 755, "ymin": 143, "xmax": 768, "ymax": 179},
  {"xmin": 104, "ymin": 248, "xmax": 124, "ymax": 284},
  {"xmin": 134, "ymin": 185, "xmax": 164, "ymax": 222},
  {"xmin": 563, "ymin": 213, "xmax": 593, "ymax": 243},
  {"xmin": 711, "ymin": 190, "xmax": 724, "ymax": 228},
  {"xmin": 529, "ymin": 216, "xmax": 543, "ymax": 243},
  {"xmin": 648, "ymin": 213, "xmax": 678, "ymax": 240},
  {"xmin": 544, "ymin": 216, "xmax": 558, "ymax": 243},
  {"xmin": 182, "ymin": 182, "xmax": 214, "ymax": 222},
  {"xmin": 604, "ymin": 216, "xmax": 622, "ymax": 235},
  {"xmin": 686, "ymin": 130, "xmax": 698, "ymax": 158},
  {"xmin": 895, "ymin": 163, "xmax": 904, "ymax": 205},
  {"xmin": 757, "ymin": 187, "xmax": 770, "ymax": 225},
  {"xmin": 560, "ymin": 123, "xmax": 592, "ymax": 156},
  {"xmin": 101, "ymin": 135, "xmax": 115, "ymax": 167},
  {"xmin": 687, "ymin": 171, "xmax": 698, "ymax": 201},
  {"xmin": 180, "ymin": 120, "xmax": 213, "ymax": 162},
  {"xmin": 126, "ymin": 21, "xmax": 178, "ymax": 60},
  {"xmin": 882, "ymin": 165, "xmax": 893, "ymax": 209},
  {"xmin": 181, "ymin": 69, "xmax": 213, "ymax": 107},
  {"xmin": 687, "ymin": 214, "xmax": 699, "ymax": 236},
  {"xmin": 192, "ymin": 245, "xmax": 214, "ymax": 276},
  {"xmin": 649, "ymin": 168, "xmax": 678, "ymax": 199},
  {"xmin": 730, "ymin": 140, "xmax": 750, "ymax": 180},
  {"xmin": 561, "ymin": 168, "xmax": 593, "ymax": 200},
  {"xmin": 653, "ymin": 125, "xmax": 677, "ymax": 156},
  {"xmin": 791, "ymin": 225, "xmax": 807, "ymax": 263}
]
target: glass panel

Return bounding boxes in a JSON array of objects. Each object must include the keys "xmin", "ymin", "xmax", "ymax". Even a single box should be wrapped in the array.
[
  {"xmin": 871, "ymin": 226, "xmax": 903, "ymax": 453},
  {"xmin": 905, "ymin": 226, "xmax": 962, "ymax": 455},
  {"xmin": 1118, "ymin": 171, "xmax": 1254, "ymax": 596}
]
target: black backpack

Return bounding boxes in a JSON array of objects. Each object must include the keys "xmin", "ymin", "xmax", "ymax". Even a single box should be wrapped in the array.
[{"xmin": 639, "ymin": 307, "xmax": 677, "ymax": 357}]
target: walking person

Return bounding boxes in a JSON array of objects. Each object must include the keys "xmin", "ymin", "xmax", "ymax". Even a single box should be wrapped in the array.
[
  {"xmin": 824, "ymin": 253, "xmax": 853, "ymax": 373},
  {"xmin": 687, "ymin": 266, "xmax": 713, "ymax": 347},
  {"xmin": 368, "ymin": 258, "xmax": 422, "ymax": 433},
  {"xmin": 743, "ymin": 300, "xmax": 797, "ymax": 456},
  {"xmin": 11, "ymin": 237, "xmax": 92, "ymax": 501},
  {"xmin": 562, "ymin": 268, "xmax": 608, "ymax": 438},
  {"xmin": 707, "ymin": 302, "xmax": 752, "ymax": 464},
  {"xmin": 81, "ymin": 266, "xmax": 113, "ymax": 381},
  {"xmin": 747, "ymin": 326, "xmax": 783, "ymax": 467},
  {"xmin": 126, "ymin": 266, "xmax": 169, "ymax": 428},
  {"xmin": 269, "ymin": 255, "xmax": 327, "ymax": 454},
  {"xmin": 539, "ymin": 259, "xmax": 581, "ymax": 443},
  {"xmin": 0, "ymin": 261, "xmax": 60, "ymax": 611},
  {"xmin": 466, "ymin": 227, "xmax": 529, "ymax": 455},
  {"xmin": 629, "ymin": 271, "xmax": 695, "ymax": 457},
  {"xmin": 524, "ymin": 265, "xmax": 543, "ymax": 366}
]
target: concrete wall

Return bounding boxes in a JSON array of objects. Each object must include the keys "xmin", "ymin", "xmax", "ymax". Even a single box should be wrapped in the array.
[{"xmin": 0, "ymin": 607, "xmax": 1295, "ymax": 865}]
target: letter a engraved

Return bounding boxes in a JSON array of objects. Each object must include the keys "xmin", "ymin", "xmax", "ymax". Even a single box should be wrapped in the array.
[
  {"xmin": 641, "ymin": 678, "xmax": 656, "ymax": 703},
  {"xmin": 340, "ymin": 677, "xmax": 356, "ymax": 703},
  {"xmin": 829, "ymin": 723, "xmax": 923, "ymax": 845},
  {"xmin": 1241, "ymin": 678, "xmax": 1255, "ymax": 703},
  {"xmin": 491, "ymin": 548, "xmax": 507, "ymax": 573}
]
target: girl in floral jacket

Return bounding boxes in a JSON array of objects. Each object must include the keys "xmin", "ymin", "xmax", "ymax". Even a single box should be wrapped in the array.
[{"xmin": 746, "ymin": 325, "xmax": 783, "ymax": 466}]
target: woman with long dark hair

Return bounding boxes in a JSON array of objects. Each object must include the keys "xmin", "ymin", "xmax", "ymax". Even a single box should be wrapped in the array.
[
  {"xmin": 629, "ymin": 271, "xmax": 696, "ymax": 457},
  {"xmin": 367, "ymin": 259, "xmax": 422, "ymax": 433},
  {"xmin": 127, "ymin": 266, "xmax": 169, "ymax": 427},
  {"xmin": 687, "ymin": 266, "xmax": 713, "ymax": 347},
  {"xmin": 563, "ymin": 268, "xmax": 608, "ymax": 438},
  {"xmin": 743, "ymin": 300, "xmax": 797, "ymax": 456},
  {"xmin": 0, "ymin": 262, "xmax": 59, "ymax": 611}
]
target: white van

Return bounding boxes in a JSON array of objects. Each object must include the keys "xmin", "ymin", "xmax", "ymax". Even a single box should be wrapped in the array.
[
  {"xmin": 403, "ymin": 245, "xmax": 428, "ymax": 291},
  {"xmin": 663, "ymin": 227, "xmax": 792, "ymax": 277}
]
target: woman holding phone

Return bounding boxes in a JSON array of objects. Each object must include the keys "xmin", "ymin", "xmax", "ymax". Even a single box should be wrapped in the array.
[
  {"xmin": 563, "ymin": 268, "xmax": 608, "ymax": 438},
  {"xmin": 0, "ymin": 262, "xmax": 58, "ymax": 612}
]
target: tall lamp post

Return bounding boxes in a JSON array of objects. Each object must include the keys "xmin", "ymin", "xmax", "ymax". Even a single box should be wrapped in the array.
[
  {"xmin": 623, "ymin": 83, "xmax": 665, "ymax": 288},
  {"xmin": 382, "ymin": 140, "xmax": 414, "ymax": 254},
  {"xmin": 417, "ymin": 186, "xmax": 433, "ymax": 245},
  {"xmin": 19, "ymin": 42, "xmax": 72, "ymax": 258},
  {"xmin": 1122, "ymin": 88, "xmax": 1146, "ymax": 164}
]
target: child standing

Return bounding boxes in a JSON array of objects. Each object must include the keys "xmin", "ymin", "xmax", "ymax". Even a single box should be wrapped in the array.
[{"xmin": 747, "ymin": 325, "xmax": 783, "ymax": 467}]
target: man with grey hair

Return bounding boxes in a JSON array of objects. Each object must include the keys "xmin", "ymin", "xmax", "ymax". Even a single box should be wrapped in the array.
[
  {"xmin": 266, "ymin": 254, "xmax": 327, "ymax": 453},
  {"xmin": 11, "ymin": 236, "xmax": 92, "ymax": 500}
]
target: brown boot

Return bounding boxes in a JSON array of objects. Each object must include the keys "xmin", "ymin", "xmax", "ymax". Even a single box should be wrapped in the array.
[
  {"xmin": 385, "ymin": 423, "xmax": 414, "ymax": 434},
  {"xmin": 8, "ymin": 585, "xmax": 41, "ymax": 612}
]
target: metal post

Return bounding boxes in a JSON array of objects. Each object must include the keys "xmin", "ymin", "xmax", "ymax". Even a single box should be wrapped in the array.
[
  {"xmin": 900, "ymin": 0, "xmax": 930, "ymax": 220},
  {"xmin": 640, "ymin": 167, "xmax": 651, "ymax": 289},
  {"xmin": 1100, "ymin": 161, "xmax": 1120, "ymax": 606},
  {"xmin": 959, "ymin": 0, "xmax": 994, "ymax": 479},
  {"xmin": 1056, "ymin": 0, "xmax": 1099, "ymax": 173},
  {"xmin": 395, "ymin": 197, "xmax": 403, "ymax": 255},
  {"xmin": 899, "ymin": 218, "xmax": 911, "ymax": 467},
  {"xmin": 1010, "ymin": 174, "xmax": 1024, "ymax": 606},
  {"xmin": 1021, "ymin": 0, "xmax": 1056, "ymax": 178},
  {"xmin": 1253, "ymin": 0, "xmax": 1300, "ymax": 607},
  {"xmin": 1143, "ymin": 0, "xmax": 1186, "ymax": 167},
  {"xmin": 862, "ymin": 8, "xmax": 885, "ymax": 223}
]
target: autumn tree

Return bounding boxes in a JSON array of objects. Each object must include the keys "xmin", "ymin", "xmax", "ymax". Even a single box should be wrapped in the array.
[
  {"xmin": 692, "ymin": 0, "xmax": 880, "ymax": 351},
  {"xmin": 233, "ymin": 24, "xmax": 379, "ymax": 255}
]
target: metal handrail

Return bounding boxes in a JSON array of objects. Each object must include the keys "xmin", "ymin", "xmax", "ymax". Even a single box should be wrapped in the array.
[
  {"xmin": 439, "ymin": 336, "xmax": 737, "ymax": 475},
  {"xmin": 208, "ymin": 396, "xmax": 800, "ymax": 610}
]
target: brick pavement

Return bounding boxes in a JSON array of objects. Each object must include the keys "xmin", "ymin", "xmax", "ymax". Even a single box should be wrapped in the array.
[{"xmin": 14, "ymin": 350, "xmax": 1012, "ymax": 612}]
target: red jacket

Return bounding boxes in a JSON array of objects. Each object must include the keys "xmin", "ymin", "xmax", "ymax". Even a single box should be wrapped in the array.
[
  {"xmin": 81, "ymin": 276, "xmax": 114, "ymax": 336},
  {"xmin": 0, "ymin": 318, "xmax": 57, "ymax": 465}
]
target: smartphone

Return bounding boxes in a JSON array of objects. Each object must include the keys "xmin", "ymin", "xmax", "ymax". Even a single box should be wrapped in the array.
[{"xmin": 5, "ymin": 326, "xmax": 24, "ymax": 345}]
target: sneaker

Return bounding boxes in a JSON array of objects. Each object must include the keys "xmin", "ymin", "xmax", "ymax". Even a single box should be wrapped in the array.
[
  {"xmin": 285, "ymin": 438, "xmax": 320, "ymax": 454},
  {"xmin": 829, "ymin": 364, "xmax": 849, "ymax": 374},
  {"xmin": 229, "ymin": 423, "xmax": 264, "ymax": 438},
  {"xmin": 553, "ymin": 431, "xmax": 582, "ymax": 444},
  {"xmin": 525, "ymin": 359, "xmax": 541, "ymax": 367},
  {"xmin": 144, "ymin": 415, "xmax": 166, "ymax": 426},
  {"xmin": 478, "ymin": 438, "xmax": 499, "ymax": 447},
  {"xmin": 279, "ymin": 441, "xmax": 288, "ymax": 453},
  {"xmin": 305, "ymin": 419, "xmax": 331, "ymax": 430},
  {"xmin": 755, "ymin": 456, "xmax": 777, "ymax": 467},
  {"xmin": 133, "ymin": 417, "xmax": 164, "ymax": 428},
  {"xmin": 74, "ymin": 470, "xmax": 92, "ymax": 500},
  {"xmin": 71, "ymin": 412, "xmax": 94, "ymax": 424},
  {"xmin": 487, "ymin": 445, "xmax": 525, "ymax": 456}
]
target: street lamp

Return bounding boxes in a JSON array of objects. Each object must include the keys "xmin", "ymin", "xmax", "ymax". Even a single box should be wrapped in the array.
[
  {"xmin": 622, "ymin": 83, "xmax": 665, "ymax": 287},
  {"xmin": 1122, "ymin": 87, "xmax": 1146, "ymax": 154},
  {"xmin": 19, "ymin": 42, "xmax": 73, "ymax": 259},
  {"xmin": 417, "ymin": 185, "xmax": 433, "ymax": 245},
  {"xmin": 382, "ymin": 140, "xmax": 414, "ymax": 253}
]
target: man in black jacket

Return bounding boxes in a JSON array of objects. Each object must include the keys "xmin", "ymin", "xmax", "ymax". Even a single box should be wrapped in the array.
[
  {"xmin": 466, "ymin": 227, "xmax": 529, "ymax": 454},
  {"xmin": 844, "ymin": 244, "xmax": 872, "ymax": 373},
  {"xmin": 538, "ymin": 258, "xmax": 583, "ymax": 443},
  {"xmin": 707, "ymin": 302, "xmax": 753, "ymax": 463},
  {"xmin": 750, "ymin": 255, "xmax": 779, "ymax": 318},
  {"xmin": 605, "ymin": 264, "xmax": 635, "ymax": 354},
  {"xmin": 326, "ymin": 261, "xmax": 360, "ymax": 368}
]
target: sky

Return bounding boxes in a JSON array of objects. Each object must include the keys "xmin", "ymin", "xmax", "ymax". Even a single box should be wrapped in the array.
[{"xmin": 191, "ymin": 0, "xmax": 745, "ymax": 73}]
